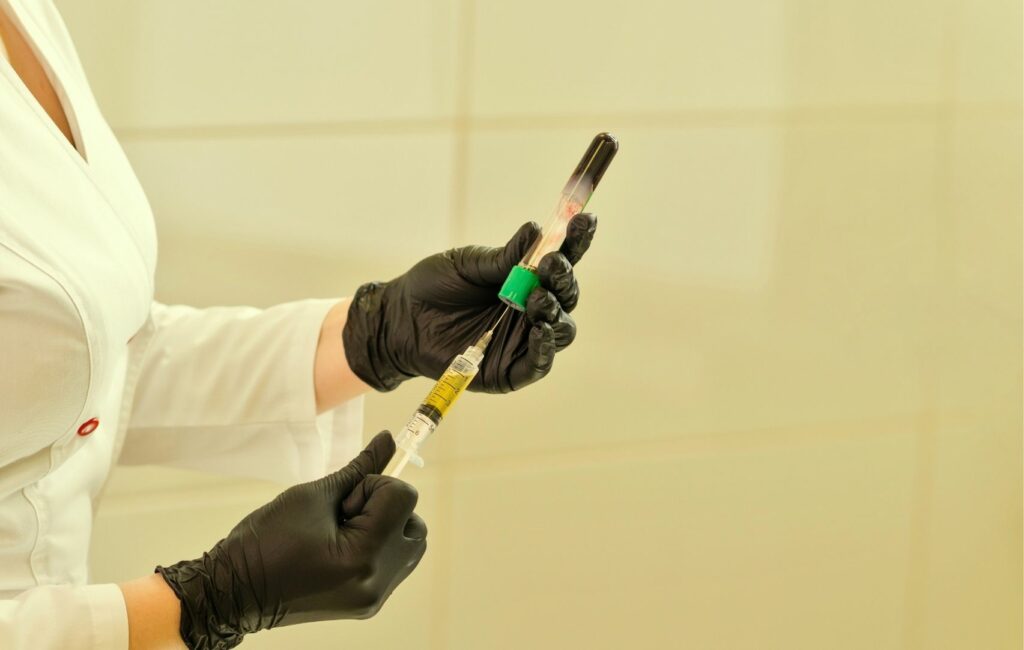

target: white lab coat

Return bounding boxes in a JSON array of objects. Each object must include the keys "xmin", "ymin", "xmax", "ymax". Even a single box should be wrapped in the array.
[{"xmin": 0, "ymin": 1, "xmax": 363, "ymax": 647}]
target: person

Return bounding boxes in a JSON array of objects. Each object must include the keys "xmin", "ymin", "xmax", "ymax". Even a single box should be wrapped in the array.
[{"xmin": 0, "ymin": 1, "xmax": 598, "ymax": 649}]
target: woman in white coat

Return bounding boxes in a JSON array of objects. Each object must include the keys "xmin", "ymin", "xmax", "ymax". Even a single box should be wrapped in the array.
[{"xmin": 0, "ymin": 1, "xmax": 597, "ymax": 648}]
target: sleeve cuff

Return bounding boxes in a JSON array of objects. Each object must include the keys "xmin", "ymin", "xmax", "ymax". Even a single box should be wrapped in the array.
[
  {"xmin": 119, "ymin": 298, "xmax": 366, "ymax": 484},
  {"xmin": 285, "ymin": 298, "xmax": 365, "ymax": 479},
  {"xmin": 284, "ymin": 298, "xmax": 338, "ymax": 424},
  {"xmin": 83, "ymin": 584, "xmax": 129, "ymax": 650}
]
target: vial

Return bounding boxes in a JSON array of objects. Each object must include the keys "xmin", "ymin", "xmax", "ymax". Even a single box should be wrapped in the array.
[{"xmin": 498, "ymin": 132, "xmax": 618, "ymax": 310}]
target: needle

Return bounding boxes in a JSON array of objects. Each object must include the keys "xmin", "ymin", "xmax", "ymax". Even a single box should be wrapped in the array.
[
  {"xmin": 487, "ymin": 305, "xmax": 512, "ymax": 335},
  {"xmin": 475, "ymin": 306, "xmax": 512, "ymax": 351}
]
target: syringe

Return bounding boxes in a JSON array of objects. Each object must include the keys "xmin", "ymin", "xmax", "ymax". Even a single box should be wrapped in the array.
[
  {"xmin": 387, "ymin": 133, "xmax": 618, "ymax": 478},
  {"xmin": 386, "ymin": 308, "xmax": 509, "ymax": 478}
]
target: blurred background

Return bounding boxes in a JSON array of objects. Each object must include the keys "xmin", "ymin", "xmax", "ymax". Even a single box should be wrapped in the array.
[{"xmin": 52, "ymin": 0, "xmax": 1021, "ymax": 648}]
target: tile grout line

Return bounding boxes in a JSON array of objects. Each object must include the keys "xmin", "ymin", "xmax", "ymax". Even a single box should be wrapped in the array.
[
  {"xmin": 901, "ymin": 1, "xmax": 961, "ymax": 647},
  {"xmin": 449, "ymin": 0, "xmax": 474, "ymax": 246},
  {"xmin": 114, "ymin": 117, "xmax": 455, "ymax": 141},
  {"xmin": 109, "ymin": 102, "xmax": 1024, "ymax": 143},
  {"xmin": 430, "ymin": 409, "xmax": 978, "ymax": 477},
  {"xmin": 96, "ymin": 409, "xmax": 978, "ymax": 514}
]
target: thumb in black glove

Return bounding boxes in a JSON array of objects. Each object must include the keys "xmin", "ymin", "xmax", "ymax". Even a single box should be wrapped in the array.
[{"xmin": 156, "ymin": 432, "xmax": 426, "ymax": 650}]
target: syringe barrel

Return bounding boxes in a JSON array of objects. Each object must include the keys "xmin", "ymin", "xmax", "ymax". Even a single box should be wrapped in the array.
[
  {"xmin": 418, "ymin": 351, "xmax": 482, "ymax": 424},
  {"xmin": 499, "ymin": 133, "xmax": 618, "ymax": 310},
  {"xmin": 388, "ymin": 344, "xmax": 485, "ymax": 475}
]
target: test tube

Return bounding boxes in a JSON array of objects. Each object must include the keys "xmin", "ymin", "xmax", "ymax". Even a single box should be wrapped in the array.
[{"xmin": 498, "ymin": 132, "xmax": 618, "ymax": 310}]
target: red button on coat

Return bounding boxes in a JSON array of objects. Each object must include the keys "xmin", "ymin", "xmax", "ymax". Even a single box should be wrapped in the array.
[{"xmin": 77, "ymin": 418, "xmax": 99, "ymax": 436}]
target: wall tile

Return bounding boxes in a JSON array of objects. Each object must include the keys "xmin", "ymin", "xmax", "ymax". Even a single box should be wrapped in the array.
[
  {"xmin": 952, "ymin": 0, "xmax": 1024, "ymax": 103},
  {"xmin": 470, "ymin": 0, "xmax": 957, "ymax": 118},
  {"xmin": 123, "ymin": 133, "xmax": 455, "ymax": 266},
  {"xmin": 56, "ymin": 0, "xmax": 458, "ymax": 128},
  {"xmin": 783, "ymin": 0, "xmax": 949, "ymax": 106},
  {"xmin": 918, "ymin": 410, "xmax": 1023, "ymax": 649},
  {"xmin": 470, "ymin": 1, "xmax": 787, "ymax": 116},
  {"xmin": 445, "ymin": 428, "xmax": 917, "ymax": 649},
  {"xmin": 947, "ymin": 117, "xmax": 1023, "ymax": 321},
  {"xmin": 922, "ymin": 116, "xmax": 1023, "ymax": 416}
]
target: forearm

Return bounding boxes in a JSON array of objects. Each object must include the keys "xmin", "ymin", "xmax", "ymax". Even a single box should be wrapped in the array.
[
  {"xmin": 112, "ymin": 300, "xmax": 377, "ymax": 650},
  {"xmin": 315, "ymin": 298, "xmax": 372, "ymax": 413},
  {"xmin": 119, "ymin": 575, "xmax": 185, "ymax": 650}
]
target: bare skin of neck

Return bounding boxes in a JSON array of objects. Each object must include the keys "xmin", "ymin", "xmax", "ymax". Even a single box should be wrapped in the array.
[{"xmin": 0, "ymin": 9, "xmax": 77, "ymax": 149}]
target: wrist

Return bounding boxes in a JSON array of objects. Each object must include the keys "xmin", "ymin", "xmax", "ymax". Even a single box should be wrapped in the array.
[
  {"xmin": 341, "ymin": 282, "xmax": 416, "ymax": 393},
  {"xmin": 119, "ymin": 574, "xmax": 187, "ymax": 650},
  {"xmin": 156, "ymin": 558, "xmax": 247, "ymax": 650},
  {"xmin": 315, "ymin": 297, "xmax": 373, "ymax": 412}
]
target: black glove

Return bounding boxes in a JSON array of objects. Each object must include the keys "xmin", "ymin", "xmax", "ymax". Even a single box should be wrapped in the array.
[
  {"xmin": 343, "ymin": 213, "xmax": 598, "ymax": 393},
  {"xmin": 156, "ymin": 432, "xmax": 426, "ymax": 650}
]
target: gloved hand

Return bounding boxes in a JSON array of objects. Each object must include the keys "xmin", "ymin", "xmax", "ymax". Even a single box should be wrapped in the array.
[
  {"xmin": 344, "ymin": 213, "xmax": 598, "ymax": 393},
  {"xmin": 156, "ymin": 432, "xmax": 426, "ymax": 650}
]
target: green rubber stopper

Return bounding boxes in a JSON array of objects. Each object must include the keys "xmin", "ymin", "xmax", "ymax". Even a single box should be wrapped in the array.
[{"xmin": 498, "ymin": 265, "xmax": 541, "ymax": 311}]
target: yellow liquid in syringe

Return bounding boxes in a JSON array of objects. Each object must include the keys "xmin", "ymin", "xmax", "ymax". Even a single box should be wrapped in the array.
[
  {"xmin": 388, "ymin": 318, "xmax": 505, "ymax": 478},
  {"xmin": 420, "ymin": 356, "xmax": 478, "ymax": 419}
]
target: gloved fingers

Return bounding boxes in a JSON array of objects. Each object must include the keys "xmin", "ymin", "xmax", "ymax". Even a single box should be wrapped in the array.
[
  {"xmin": 342, "ymin": 475, "xmax": 420, "ymax": 536},
  {"xmin": 560, "ymin": 213, "xmax": 597, "ymax": 265},
  {"xmin": 317, "ymin": 431, "xmax": 395, "ymax": 498},
  {"xmin": 382, "ymin": 537, "xmax": 428, "ymax": 602},
  {"xmin": 508, "ymin": 321, "xmax": 556, "ymax": 391},
  {"xmin": 536, "ymin": 252, "xmax": 580, "ymax": 313},
  {"xmin": 403, "ymin": 512, "xmax": 428, "ymax": 541},
  {"xmin": 452, "ymin": 222, "xmax": 540, "ymax": 286},
  {"xmin": 404, "ymin": 537, "xmax": 427, "ymax": 573},
  {"xmin": 525, "ymin": 289, "xmax": 576, "ymax": 351},
  {"xmin": 347, "ymin": 534, "xmax": 427, "ymax": 620}
]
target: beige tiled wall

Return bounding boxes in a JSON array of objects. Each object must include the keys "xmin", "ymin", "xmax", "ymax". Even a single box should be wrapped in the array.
[{"xmin": 56, "ymin": 1, "xmax": 1023, "ymax": 648}]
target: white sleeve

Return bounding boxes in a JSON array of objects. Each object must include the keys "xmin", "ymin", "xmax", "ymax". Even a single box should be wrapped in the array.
[
  {"xmin": 118, "ymin": 299, "xmax": 364, "ymax": 484},
  {"xmin": 0, "ymin": 584, "xmax": 128, "ymax": 650}
]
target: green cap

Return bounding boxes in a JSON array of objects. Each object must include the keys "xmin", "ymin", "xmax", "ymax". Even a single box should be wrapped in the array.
[{"xmin": 498, "ymin": 265, "xmax": 540, "ymax": 311}]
